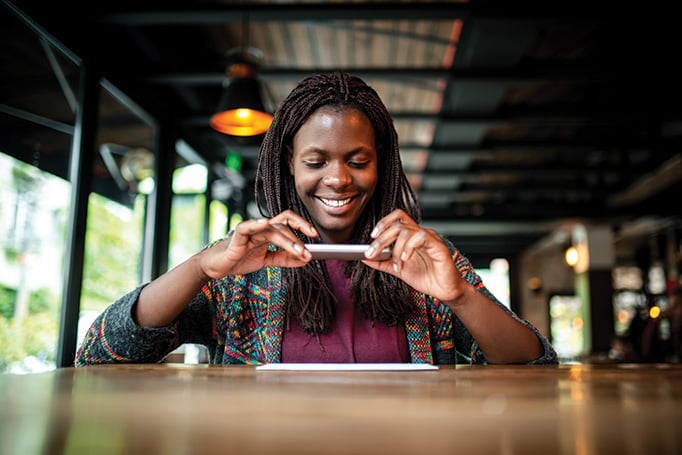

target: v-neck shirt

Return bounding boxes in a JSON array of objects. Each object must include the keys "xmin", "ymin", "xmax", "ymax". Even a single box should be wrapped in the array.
[{"xmin": 281, "ymin": 259, "xmax": 409, "ymax": 363}]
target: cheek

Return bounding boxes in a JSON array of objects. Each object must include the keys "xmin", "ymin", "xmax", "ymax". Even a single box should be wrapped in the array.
[
  {"xmin": 292, "ymin": 167, "xmax": 315, "ymax": 196},
  {"xmin": 359, "ymin": 166, "xmax": 378, "ymax": 194}
]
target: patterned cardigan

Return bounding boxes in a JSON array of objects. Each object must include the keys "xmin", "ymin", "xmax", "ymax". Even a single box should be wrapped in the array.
[{"xmin": 75, "ymin": 244, "xmax": 558, "ymax": 366}]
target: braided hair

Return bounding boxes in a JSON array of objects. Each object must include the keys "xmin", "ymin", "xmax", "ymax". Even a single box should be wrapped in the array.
[{"xmin": 255, "ymin": 72, "xmax": 422, "ymax": 335}]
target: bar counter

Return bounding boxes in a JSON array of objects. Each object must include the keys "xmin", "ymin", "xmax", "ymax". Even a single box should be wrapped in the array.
[{"xmin": 2, "ymin": 363, "xmax": 681, "ymax": 454}]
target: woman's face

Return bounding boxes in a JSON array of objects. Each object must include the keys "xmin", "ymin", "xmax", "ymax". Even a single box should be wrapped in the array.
[{"xmin": 289, "ymin": 106, "xmax": 377, "ymax": 244}]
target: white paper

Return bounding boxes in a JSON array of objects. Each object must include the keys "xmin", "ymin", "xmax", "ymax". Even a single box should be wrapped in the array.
[{"xmin": 256, "ymin": 363, "xmax": 438, "ymax": 371}]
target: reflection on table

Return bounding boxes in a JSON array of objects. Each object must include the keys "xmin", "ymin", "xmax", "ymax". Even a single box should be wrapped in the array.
[{"xmin": 1, "ymin": 363, "xmax": 681, "ymax": 454}]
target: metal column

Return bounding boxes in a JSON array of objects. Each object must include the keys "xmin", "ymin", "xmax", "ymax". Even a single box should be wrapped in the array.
[
  {"xmin": 57, "ymin": 65, "xmax": 99, "ymax": 368},
  {"xmin": 141, "ymin": 123, "xmax": 174, "ymax": 282}
]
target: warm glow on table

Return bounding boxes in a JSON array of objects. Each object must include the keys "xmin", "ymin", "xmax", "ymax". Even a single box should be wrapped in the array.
[{"xmin": 1, "ymin": 363, "xmax": 681, "ymax": 454}]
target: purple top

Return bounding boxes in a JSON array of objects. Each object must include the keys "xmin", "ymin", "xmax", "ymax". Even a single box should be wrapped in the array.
[{"xmin": 281, "ymin": 260, "xmax": 409, "ymax": 363}]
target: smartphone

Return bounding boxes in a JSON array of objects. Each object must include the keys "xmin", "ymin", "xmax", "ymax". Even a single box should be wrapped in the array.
[{"xmin": 305, "ymin": 244, "xmax": 391, "ymax": 261}]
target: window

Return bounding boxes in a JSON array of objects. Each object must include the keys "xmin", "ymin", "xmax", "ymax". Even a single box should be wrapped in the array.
[
  {"xmin": 0, "ymin": 154, "xmax": 70, "ymax": 372},
  {"xmin": 1, "ymin": 9, "xmax": 80, "ymax": 372},
  {"xmin": 549, "ymin": 294, "xmax": 585, "ymax": 361}
]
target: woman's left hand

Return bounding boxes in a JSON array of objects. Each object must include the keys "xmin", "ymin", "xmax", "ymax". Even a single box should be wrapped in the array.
[
  {"xmin": 365, "ymin": 209, "xmax": 545, "ymax": 364},
  {"xmin": 363, "ymin": 209, "xmax": 465, "ymax": 303}
]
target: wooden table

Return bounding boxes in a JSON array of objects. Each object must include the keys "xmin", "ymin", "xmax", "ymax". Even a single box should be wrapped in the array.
[{"xmin": 2, "ymin": 363, "xmax": 681, "ymax": 454}]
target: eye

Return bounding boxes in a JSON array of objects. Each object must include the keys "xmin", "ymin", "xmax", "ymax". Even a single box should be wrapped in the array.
[
  {"xmin": 348, "ymin": 160, "xmax": 369, "ymax": 169},
  {"xmin": 303, "ymin": 160, "xmax": 325, "ymax": 169}
]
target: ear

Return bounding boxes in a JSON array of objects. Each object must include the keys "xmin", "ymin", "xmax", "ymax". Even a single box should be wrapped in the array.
[{"xmin": 286, "ymin": 145, "xmax": 295, "ymax": 176}]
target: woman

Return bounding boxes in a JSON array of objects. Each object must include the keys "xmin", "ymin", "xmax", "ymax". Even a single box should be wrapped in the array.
[{"xmin": 76, "ymin": 72, "xmax": 557, "ymax": 366}]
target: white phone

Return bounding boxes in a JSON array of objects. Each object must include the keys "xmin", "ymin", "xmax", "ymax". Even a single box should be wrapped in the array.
[{"xmin": 305, "ymin": 244, "xmax": 391, "ymax": 261}]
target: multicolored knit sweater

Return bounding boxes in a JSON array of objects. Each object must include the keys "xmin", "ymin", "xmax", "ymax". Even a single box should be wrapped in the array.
[{"xmin": 75, "ymin": 244, "xmax": 557, "ymax": 366}]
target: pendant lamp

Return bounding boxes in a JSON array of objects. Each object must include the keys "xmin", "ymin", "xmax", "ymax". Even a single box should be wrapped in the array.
[{"xmin": 210, "ymin": 47, "xmax": 273, "ymax": 137}]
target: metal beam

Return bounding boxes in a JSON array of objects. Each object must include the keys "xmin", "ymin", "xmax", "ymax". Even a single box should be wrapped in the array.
[
  {"xmin": 181, "ymin": 111, "xmax": 646, "ymax": 130},
  {"xmin": 95, "ymin": 4, "xmax": 470, "ymax": 25},
  {"xmin": 0, "ymin": 104, "xmax": 74, "ymax": 135},
  {"xmin": 94, "ymin": 2, "xmax": 612, "ymax": 26},
  {"xmin": 416, "ymin": 167, "xmax": 638, "ymax": 178},
  {"xmin": 147, "ymin": 66, "xmax": 620, "ymax": 86}
]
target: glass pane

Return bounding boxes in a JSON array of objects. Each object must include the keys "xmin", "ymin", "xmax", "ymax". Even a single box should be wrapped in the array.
[
  {"xmin": 168, "ymin": 162, "xmax": 208, "ymax": 270},
  {"xmin": 169, "ymin": 193, "xmax": 206, "ymax": 269},
  {"xmin": 476, "ymin": 258, "xmax": 510, "ymax": 309},
  {"xmin": 167, "ymin": 164, "xmax": 209, "ymax": 363},
  {"xmin": 0, "ymin": 153, "xmax": 70, "ymax": 373},
  {"xmin": 77, "ymin": 83, "xmax": 156, "ymax": 351},
  {"xmin": 549, "ymin": 294, "xmax": 585, "ymax": 361},
  {"xmin": 173, "ymin": 163, "xmax": 207, "ymax": 194},
  {"xmin": 613, "ymin": 290, "xmax": 647, "ymax": 337},
  {"xmin": 209, "ymin": 200, "xmax": 229, "ymax": 241},
  {"xmin": 1, "ymin": 8, "xmax": 80, "ymax": 373},
  {"xmin": 77, "ymin": 192, "xmax": 146, "ymax": 344}
]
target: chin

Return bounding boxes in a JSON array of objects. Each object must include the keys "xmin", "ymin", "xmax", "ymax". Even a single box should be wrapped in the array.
[{"xmin": 316, "ymin": 221, "xmax": 356, "ymax": 241}]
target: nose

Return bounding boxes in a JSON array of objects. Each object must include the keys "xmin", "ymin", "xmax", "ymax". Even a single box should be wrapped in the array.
[{"xmin": 322, "ymin": 162, "xmax": 352, "ymax": 188}]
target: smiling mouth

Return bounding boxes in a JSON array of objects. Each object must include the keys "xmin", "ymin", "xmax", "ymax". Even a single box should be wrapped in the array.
[{"xmin": 319, "ymin": 197, "xmax": 353, "ymax": 208}]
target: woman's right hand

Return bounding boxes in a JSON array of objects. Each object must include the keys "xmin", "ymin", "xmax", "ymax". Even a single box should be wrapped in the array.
[
  {"xmin": 199, "ymin": 210, "xmax": 319, "ymax": 279},
  {"xmin": 136, "ymin": 210, "xmax": 317, "ymax": 328}
]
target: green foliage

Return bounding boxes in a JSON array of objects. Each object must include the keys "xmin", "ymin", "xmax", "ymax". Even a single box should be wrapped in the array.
[
  {"xmin": 29, "ymin": 287, "xmax": 58, "ymax": 314},
  {"xmin": 10, "ymin": 162, "xmax": 41, "ymax": 193},
  {"xmin": 0, "ymin": 286, "xmax": 18, "ymax": 319},
  {"xmin": 0, "ymin": 155, "xmax": 61, "ymax": 372},
  {"xmin": 0, "ymin": 286, "xmax": 58, "ymax": 319},
  {"xmin": 81, "ymin": 193, "xmax": 144, "ymax": 312},
  {"xmin": 3, "ymin": 247, "xmax": 20, "ymax": 263},
  {"xmin": 0, "ymin": 286, "xmax": 59, "ymax": 371},
  {"xmin": 169, "ymin": 194, "xmax": 205, "ymax": 268},
  {"xmin": 0, "ymin": 312, "xmax": 57, "ymax": 371}
]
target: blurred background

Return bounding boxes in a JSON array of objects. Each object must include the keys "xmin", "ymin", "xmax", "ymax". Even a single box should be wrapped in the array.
[{"xmin": 1, "ymin": 0, "xmax": 680, "ymax": 372}]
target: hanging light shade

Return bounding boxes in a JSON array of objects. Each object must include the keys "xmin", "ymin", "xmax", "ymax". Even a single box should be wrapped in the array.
[{"xmin": 210, "ymin": 49, "xmax": 273, "ymax": 137}]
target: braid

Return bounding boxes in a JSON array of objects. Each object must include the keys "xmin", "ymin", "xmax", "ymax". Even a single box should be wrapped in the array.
[{"xmin": 255, "ymin": 72, "xmax": 422, "ymax": 335}]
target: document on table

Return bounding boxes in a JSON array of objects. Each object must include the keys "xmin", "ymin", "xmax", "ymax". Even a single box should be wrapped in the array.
[{"xmin": 256, "ymin": 363, "xmax": 439, "ymax": 371}]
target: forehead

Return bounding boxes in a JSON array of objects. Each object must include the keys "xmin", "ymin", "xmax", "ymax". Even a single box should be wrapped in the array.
[
  {"xmin": 299, "ymin": 105, "xmax": 370, "ymax": 131},
  {"xmin": 289, "ymin": 106, "xmax": 378, "ymax": 162}
]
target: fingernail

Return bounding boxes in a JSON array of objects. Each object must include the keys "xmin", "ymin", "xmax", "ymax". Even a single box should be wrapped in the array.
[
  {"xmin": 401, "ymin": 251, "xmax": 407, "ymax": 261},
  {"xmin": 393, "ymin": 262, "xmax": 399, "ymax": 273},
  {"xmin": 293, "ymin": 243, "xmax": 303, "ymax": 253},
  {"xmin": 370, "ymin": 227, "xmax": 379, "ymax": 238},
  {"xmin": 365, "ymin": 246, "xmax": 375, "ymax": 257}
]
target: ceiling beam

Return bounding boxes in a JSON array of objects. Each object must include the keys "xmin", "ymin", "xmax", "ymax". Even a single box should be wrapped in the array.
[
  {"xmin": 402, "ymin": 142, "xmax": 657, "ymax": 152},
  {"xmin": 608, "ymin": 154, "xmax": 682, "ymax": 207},
  {"xmin": 182, "ymin": 111, "xmax": 648, "ymax": 129},
  {"xmin": 94, "ymin": 3, "xmax": 613, "ymax": 26},
  {"xmin": 415, "ymin": 167, "xmax": 638, "ymax": 178},
  {"xmin": 147, "ymin": 66, "xmax": 620, "ymax": 86},
  {"xmin": 417, "ymin": 187, "xmax": 612, "ymax": 199},
  {"xmin": 421, "ymin": 220, "xmax": 561, "ymax": 237}
]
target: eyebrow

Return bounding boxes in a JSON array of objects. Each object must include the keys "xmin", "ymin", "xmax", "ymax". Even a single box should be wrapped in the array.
[{"xmin": 300, "ymin": 146, "xmax": 374, "ymax": 157}]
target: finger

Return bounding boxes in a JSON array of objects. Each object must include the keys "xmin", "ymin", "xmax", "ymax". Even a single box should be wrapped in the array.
[
  {"xmin": 365, "ymin": 218, "xmax": 413, "ymax": 260},
  {"xmin": 400, "ymin": 229, "xmax": 428, "ymax": 264},
  {"xmin": 269, "ymin": 210, "xmax": 318, "ymax": 238},
  {"xmin": 391, "ymin": 225, "xmax": 413, "ymax": 273},
  {"xmin": 370, "ymin": 209, "xmax": 411, "ymax": 238},
  {"xmin": 233, "ymin": 218, "xmax": 310, "ymax": 260},
  {"xmin": 261, "ymin": 225, "xmax": 312, "ymax": 259},
  {"xmin": 371, "ymin": 216, "xmax": 414, "ymax": 246},
  {"xmin": 262, "ymin": 249, "xmax": 312, "ymax": 268},
  {"xmin": 231, "ymin": 218, "xmax": 270, "ymax": 247},
  {"xmin": 361, "ymin": 257, "xmax": 399, "ymax": 276}
]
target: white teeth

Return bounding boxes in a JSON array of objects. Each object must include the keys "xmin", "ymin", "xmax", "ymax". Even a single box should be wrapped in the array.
[{"xmin": 320, "ymin": 197, "xmax": 352, "ymax": 207}]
